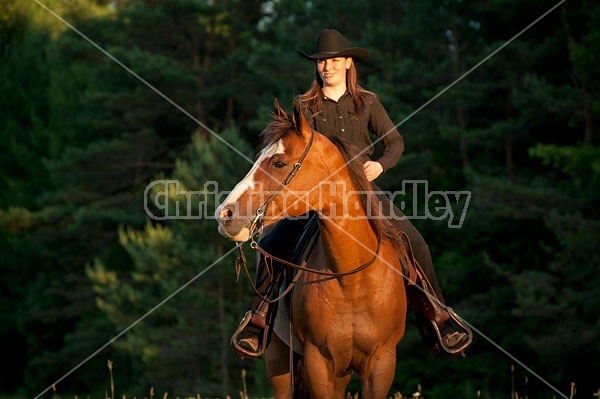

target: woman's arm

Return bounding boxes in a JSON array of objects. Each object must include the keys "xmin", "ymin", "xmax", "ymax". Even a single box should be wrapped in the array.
[{"xmin": 368, "ymin": 98, "xmax": 404, "ymax": 172}]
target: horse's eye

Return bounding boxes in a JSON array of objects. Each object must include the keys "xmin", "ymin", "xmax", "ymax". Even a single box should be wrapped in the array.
[{"xmin": 273, "ymin": 161, "xmax": 287, "ymax": 169}]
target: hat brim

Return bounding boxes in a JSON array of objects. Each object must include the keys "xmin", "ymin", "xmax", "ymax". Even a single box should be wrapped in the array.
[{"xmin": 297, "ymin": 47, "xmax": 369, "ymax": 62}]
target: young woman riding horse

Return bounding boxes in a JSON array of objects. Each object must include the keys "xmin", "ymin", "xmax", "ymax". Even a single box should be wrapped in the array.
[
  {"xmin": 231, "ymin": 29, "xmax": 472, "ymax": 360},
  {"xmin": 217, "ymin": 101, "xmax": 409, "ymax": 397}
]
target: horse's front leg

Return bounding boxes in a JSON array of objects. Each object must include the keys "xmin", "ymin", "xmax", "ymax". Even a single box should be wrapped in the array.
[
  {"xmin": 304, "ymin": 343, "xmax": 352, "ymax": 398},
  {"xmin": 334, "ymin": 373, "xmax": 353, "ymax": 398},
  {"xmin": 303, "ymin": 343, "xmax": 334, "ymax": 398},
  {"xmin": 362, "ymin": 345, "xmax": 397, "ymax": 399},
  {"xmin": 270, "ymin": 373, "xmax": 292, "ymax": 399},
  {"xmin": 266, "ymin": 333, "xmax": 293, "ymax": 399}
]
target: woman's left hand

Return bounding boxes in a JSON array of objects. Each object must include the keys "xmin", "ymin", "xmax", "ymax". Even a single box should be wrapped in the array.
[{"xmin": 363, "ymin": 161, "xmax": 383, "ymax": 182}]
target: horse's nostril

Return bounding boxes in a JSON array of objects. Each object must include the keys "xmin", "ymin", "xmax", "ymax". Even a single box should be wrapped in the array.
[{"xmin": 219, "ymin": 206, "xmax": 233, "ymax": 221}]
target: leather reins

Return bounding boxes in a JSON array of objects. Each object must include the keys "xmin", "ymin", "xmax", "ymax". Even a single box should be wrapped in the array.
[{"xmin": 234, "ymin": 127, "xmax": 382, "ymax": 304}]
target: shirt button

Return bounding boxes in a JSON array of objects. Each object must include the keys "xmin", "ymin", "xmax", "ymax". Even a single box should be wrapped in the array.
[
  {"xmin": 339, "ymin": 116, "xmax": 343, "ymax": 119},
  {"xmin": 341, "ymin": 128, "xmax": 345, "ymax": 132},
  {"xmin": 323, "ymin": 118, "xmax": 327, "ymax": 122}
]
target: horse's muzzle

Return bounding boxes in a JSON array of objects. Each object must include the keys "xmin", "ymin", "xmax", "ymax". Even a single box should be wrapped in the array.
[{"xmin": 216, "ymin": 204, "xmax": 252, "ymax": 242}]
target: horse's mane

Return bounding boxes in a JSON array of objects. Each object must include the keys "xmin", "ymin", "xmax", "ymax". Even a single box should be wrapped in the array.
[
  {"xmin": 328, "ymin": 136, "xmax": 405, "ymax": 255},
  {"xmin": 260, "ymin": 111, "xmax": 297, "ymax": 146},
  {"xmin": 260, "ymin": 111, "xmax": 404, "ymax": 254}
]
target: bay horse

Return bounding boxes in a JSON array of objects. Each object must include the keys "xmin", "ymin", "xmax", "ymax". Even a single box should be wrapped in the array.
[{"xmin": 216, "ymin": 101, "xmax": 408, "ymax": 398}]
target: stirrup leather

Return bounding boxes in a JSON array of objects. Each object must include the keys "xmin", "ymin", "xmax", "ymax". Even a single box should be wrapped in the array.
[
  {"xmin": 399, "ymin": 231, "xmax": 473, "ymax": 356},
  {"xmin": 231, "ymin": 311, "xmax": 270, "ymax": 359}
]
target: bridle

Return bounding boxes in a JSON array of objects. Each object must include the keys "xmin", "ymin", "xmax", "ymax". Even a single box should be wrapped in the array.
[
  {"xmin": 247, "ymin": 128, "xmax": 315, "ymax": 240},
  {"xmin": 234, "ymin": 127, "xmax": 382, "ymax": 304}
]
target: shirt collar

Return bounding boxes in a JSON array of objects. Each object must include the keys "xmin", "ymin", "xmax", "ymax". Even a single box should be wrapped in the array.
[{"xmin": 323, "ymin": 90, "xmax": 351, "ymax": 103}]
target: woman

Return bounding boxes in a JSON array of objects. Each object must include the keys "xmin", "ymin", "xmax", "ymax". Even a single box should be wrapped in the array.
[{"xmin": 232, "ymin": 29, "xmax": 471, "ymax": 360}]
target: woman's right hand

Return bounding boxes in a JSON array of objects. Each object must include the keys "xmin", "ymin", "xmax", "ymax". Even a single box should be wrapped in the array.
[{"xmin": 363, "ymin": 161, "xmax": 383, "ymax": 182}]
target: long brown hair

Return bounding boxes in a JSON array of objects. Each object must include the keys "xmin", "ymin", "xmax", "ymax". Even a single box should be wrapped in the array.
[{"xmin": 297, "ymin": 60, "xmax": 376, "ymax": 118}]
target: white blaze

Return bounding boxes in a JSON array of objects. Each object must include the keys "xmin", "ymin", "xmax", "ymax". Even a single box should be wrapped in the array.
[{"xmin": 215, "ymin": 140, "xmax": 285, "ymax": 219}]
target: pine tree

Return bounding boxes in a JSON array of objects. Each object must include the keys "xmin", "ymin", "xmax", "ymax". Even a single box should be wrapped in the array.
[{"xmin": 88, "ymin": 128, "xmax": 264, "ymax": 395}]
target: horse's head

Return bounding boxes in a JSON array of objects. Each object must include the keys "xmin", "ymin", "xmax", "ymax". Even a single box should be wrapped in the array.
[{"xmin": 216, "ymin": 100, "xmax": 342, "ymax": 242}]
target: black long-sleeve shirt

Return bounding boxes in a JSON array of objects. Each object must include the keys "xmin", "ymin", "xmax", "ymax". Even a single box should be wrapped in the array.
[{"xmin": 300, "ymin": 91, "xmax": 404, "ymax": 172}]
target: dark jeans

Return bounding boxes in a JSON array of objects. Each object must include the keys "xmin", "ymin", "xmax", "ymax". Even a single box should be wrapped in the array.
[{"xmin": 377, "ymin": 192, "xmax": 445, "ymax": 302}]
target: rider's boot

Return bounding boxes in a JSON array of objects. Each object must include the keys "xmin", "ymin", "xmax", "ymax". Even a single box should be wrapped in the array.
[
  {"xmin": 399, "ymin": 233, "xmax": 473, "ymax": 357},
  {"xmin": 231, "ymin": 257, "xmax": 278, "ymax": 359},
  {"xmin": 408, "ymin": 272, "xmax": 473, "ymax": 357}
]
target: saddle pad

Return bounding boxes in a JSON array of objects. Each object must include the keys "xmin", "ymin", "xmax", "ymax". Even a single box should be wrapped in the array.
[{"xmin": 272, "ymin": 213, "xmax": 321, "ymax": 355}]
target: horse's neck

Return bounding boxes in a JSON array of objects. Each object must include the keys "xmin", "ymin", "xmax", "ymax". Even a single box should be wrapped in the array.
[{"xmin": 318, "ymin": 192, "xmax": 379, "ymax": 273}]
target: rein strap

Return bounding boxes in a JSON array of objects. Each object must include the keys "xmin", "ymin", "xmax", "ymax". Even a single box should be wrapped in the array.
[
  {"xmin": 254, "ymin": 239, "xmax": 382, "ymax": 278},
  {"xmin": 234, "ymin": 237, "xmax": 382, "ymax": 305}
]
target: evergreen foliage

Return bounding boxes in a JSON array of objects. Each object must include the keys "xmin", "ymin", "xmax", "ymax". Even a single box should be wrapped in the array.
[{"xmin": 1, "ymin": 0, "xmax": 598, "ymax": 397}]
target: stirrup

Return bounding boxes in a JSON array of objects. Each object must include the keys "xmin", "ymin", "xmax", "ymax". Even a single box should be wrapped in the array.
[
  {"xmin": 230, "ymin": 311, "xmax": 269, "ymax": 359},
  {"xmin": 428, "ymin": 307, "xmax": 473, "ymax": 357}
]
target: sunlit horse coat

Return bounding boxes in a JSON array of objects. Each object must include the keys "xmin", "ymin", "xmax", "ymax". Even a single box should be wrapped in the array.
[{"xmin": 216, "ymin": 102, "xmax": 409, "ymax": 398}]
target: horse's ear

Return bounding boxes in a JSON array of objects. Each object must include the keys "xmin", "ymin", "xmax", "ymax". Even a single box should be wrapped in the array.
[
  {"xmin": 273, "ymin": 98, "xmax": 287, "ymax": 119},
  {"xmin": 292, "ymin": 99, "xmax": 311, "ymax": 137}
]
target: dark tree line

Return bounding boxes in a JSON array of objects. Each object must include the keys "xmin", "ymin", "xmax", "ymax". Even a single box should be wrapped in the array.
[{"xmin": 0, "ymin": 0, "xmax": 598, "ymax": 397}]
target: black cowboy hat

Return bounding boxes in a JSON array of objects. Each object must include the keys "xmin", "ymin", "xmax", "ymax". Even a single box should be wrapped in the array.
[{"xmin": 298, "ymin": 29, "xmax": 369, "ymax": 62}]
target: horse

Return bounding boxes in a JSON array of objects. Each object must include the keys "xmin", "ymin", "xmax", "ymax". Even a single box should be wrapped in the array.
[{"xmin": 216, "ymin": 101, "xmax": 409, "ymax": 399}]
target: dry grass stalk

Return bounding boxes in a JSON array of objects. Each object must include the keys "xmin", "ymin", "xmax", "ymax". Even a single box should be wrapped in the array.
[
  {"xmin": 241, "ymin": 368, "xmax": 248, "ymax": 399},
  {"xmin": 107, "ymin": 360, "xmax": 115, "ymax": 399}
]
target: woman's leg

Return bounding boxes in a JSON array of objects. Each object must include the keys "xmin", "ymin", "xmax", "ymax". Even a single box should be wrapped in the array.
[
  {"xmin": 377, "ymin": 193, "xmax": 471, "ymax": 356},
  {"xmin": 375, "ymin": 191, "xmax": 444, "ymax": 301},
  {"xmin": 232, "ymin": 216, "xmax": 313, "ymax": 357},
  {"xmin": 388, "ymin": 212, "xmax": 444, "ymax": 302}
]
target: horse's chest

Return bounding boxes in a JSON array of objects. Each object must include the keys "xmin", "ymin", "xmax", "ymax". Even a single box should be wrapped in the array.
[{"xmin": 295, "ymin": 283, "xmax": 388, "ymax": 345}]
